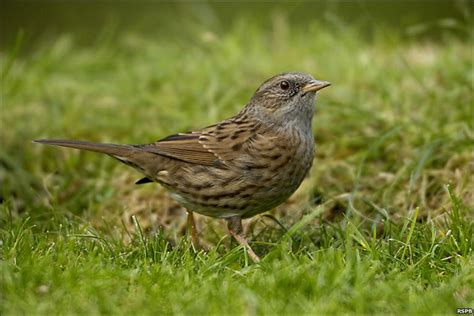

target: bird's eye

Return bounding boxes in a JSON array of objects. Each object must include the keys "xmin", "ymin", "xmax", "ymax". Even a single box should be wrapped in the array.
[{"xmin": 280, "ymin": 80, "xmax": 290, "ymax": 90}]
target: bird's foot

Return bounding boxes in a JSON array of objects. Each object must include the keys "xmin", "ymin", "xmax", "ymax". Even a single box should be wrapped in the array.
[{"xmin": 227, "ymin": 216, "xmax": 261, "ymax": 263}]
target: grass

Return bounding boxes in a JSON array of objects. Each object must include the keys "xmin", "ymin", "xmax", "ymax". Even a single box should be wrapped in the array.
[{"xmin": 1, "ymin": 7, "xmax": 473, "ymax": 315}]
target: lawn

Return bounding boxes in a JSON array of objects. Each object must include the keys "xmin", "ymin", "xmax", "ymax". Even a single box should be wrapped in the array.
[{"xmin": 1, "ymin": 2, "xmax": 473, "ymax": 315}]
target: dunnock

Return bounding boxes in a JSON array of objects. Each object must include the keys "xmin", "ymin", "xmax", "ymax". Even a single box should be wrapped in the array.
[{"xmin": 35, "ymin": 72, "xmax": 331, "ymax": 262}]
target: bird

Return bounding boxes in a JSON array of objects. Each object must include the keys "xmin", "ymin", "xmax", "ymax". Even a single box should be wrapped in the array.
[{"xmin": 35, "ymin": 72, "xmax": 331, "ymax": 262}]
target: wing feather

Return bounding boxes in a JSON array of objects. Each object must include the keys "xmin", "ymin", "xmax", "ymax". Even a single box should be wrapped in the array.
[{"xmin": 139, "ymin": 119, "xmax": 270, "ymax": 167}]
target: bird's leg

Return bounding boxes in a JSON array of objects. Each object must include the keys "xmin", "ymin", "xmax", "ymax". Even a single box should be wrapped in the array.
[
  {"xmin": 227, "ymin": 216, "xmax": 260, "ymax": 263},
  {"xmin": 186, "ymin": 210, "xmax": 201, "ymax": 248}
]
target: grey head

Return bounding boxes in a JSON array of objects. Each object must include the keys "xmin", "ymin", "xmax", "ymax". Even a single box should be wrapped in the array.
[{"xmin": 243, "ymin": 72, "xmax": 331, "ymax": 129}]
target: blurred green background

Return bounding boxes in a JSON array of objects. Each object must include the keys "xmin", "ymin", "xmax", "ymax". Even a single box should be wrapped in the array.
[
  {"xmin": 1, "ymin": 0, "xmax": 470, "ymax": 49},
  {"xmin": 1, "ymin": 1, "xmax": 473, "ymax": 315},
  {"xmin": 1, "ymin": 0, "xmax": 472, "ymax": 250},
  {"xmin": 1, "ymin": 0, "xmax": 472, "ymax": 246}
]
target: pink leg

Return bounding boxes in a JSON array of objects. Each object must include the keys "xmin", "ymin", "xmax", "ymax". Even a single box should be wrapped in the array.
[{"xmin": 227, "ymin": 216, "xmax": 260, "ymax": 263}]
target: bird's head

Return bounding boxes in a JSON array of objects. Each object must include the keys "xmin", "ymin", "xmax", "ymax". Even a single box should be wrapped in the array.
[
  {"xmin": 245, "ymin": 72, "xmax": 330, "ymax": 127},
  {"xmin": 251, "ymin": 72, "xmax": 331, "ymax": 111}
]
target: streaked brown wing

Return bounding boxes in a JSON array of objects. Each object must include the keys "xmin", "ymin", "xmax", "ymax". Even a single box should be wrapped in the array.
[
  {"xmin": 139, "ymin": 133, "xmax": 218, "ymax": 166},
  {"xmin": 139, "ymin": 119, "xmax": 268, "ymax": 167}
]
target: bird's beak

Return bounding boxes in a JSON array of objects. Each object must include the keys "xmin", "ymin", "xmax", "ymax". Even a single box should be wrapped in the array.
[{"xmin": 302, "ymin": 80, "xmax": 331, "ymax": 93}]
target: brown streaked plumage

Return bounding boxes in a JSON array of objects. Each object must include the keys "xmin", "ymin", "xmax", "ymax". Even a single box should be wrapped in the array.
[{"xmin": 35, "ymin": 72, "xmax": 331, "ymax": 262}]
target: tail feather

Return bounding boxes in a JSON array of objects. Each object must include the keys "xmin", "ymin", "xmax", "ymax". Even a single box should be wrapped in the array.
[{"xmin": 33, "ymin": 139, "xmax": 135, "ymax": 158}]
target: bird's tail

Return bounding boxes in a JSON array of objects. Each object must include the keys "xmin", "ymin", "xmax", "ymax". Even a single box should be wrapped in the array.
[
  {"xmin": 34, "ymin": 139, "xmax": 164, "ymax": 184},
  {"xmin": 34, "ymin": 139, "xmax": 136, "ymax": 157}
]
